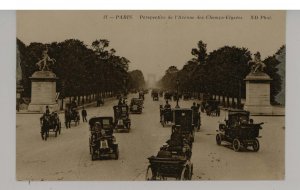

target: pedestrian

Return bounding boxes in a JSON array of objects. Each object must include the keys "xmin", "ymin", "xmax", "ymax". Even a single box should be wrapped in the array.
[
  {"xmin": 82, "ymin": 106, "xmax": 87, "ymax": 122},
  {"xmin": 45, "ymin": 105, "xmax": 50, "ymax": 114}
]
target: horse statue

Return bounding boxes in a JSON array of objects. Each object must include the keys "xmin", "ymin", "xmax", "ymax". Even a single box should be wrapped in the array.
[
  {"xmin": 36, "ymin": 48, "xmax": 56, "ymax": 71},
  {"xmin": 248, "ymin": 52, "xmax": 266, "ymax": 73}
]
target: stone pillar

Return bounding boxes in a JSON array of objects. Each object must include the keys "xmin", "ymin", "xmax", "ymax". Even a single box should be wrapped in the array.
[
  {"xmin": 244, "ymin": 72, "xmax": 272, "ymax": 115},
  {"xmin": 28, "ymin": 71, "xmax": 59, "ymax": 113}
]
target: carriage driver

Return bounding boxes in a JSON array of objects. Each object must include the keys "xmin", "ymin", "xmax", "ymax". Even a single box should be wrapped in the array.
[
  {"xmin": 45, "ymin": 105, "xmax": 50, "ymax": 115},
  {"xmin": 164, "ymin": 100, "xmax": 171, "ymax": 109}
]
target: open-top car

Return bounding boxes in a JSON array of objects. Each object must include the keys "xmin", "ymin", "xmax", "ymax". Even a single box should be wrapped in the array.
[
  {"xmin": 216, "ymin": 109, "xmax": 263, "ymax": 152},
  {"xmin": 129, "ymin": 98, "xmax": 143, "ymax": 114},
  {"xmin": 146, "ymin": 133, "xmax": 193, "ymax": 181},
  {"xmin": 113, "ymin": 105, "xmax": 131, "ymax": 132},
  {"xmin": 88, "ymin": 117, "xmax": 119, "ymax": 160}
]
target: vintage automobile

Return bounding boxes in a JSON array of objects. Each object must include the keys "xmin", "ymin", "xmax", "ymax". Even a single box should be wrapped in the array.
[
  {"xmin": 164, "ymin": 92, "xmax": 172, "ymax": 100},
  {"xmin": 129, "ymin": 98, "xmax": 143, "ymax": 114},
  {"xmin": 159, "ymin": 90, "xmax": 164, "ymax": 97},
  {"xmin": 40, "ymin": 112, "xmax": 62, "ymax": 140},
  {"xmin": 160, "ymin": 106, "xmax": 173, "ymax": 127},
  {"xmin": 171, "ymin": 108, "xmax": 195, "ymax": 143},
  {"xmin": 88, "ymin": 117, "xmax": 119, "ymax": 160},
  {"xmin": 113, "ymin": 105, "xmax": 131, "ymax": 132},
  {"xmin": 152, "ymin": 91, "xmax": 159, "ymax": 101},
  {"xmin": 139, "ymin": 91, "xmax": 145, "ymax": 100},
  {"xmin": 146, "ymin": 149, "xmax": 193, "ymax": 180},
  {"xmin": 183, "ymin": 92, "xmax": 191, "ymax": 100},
  {"xmin": 216, "ymin": 109, "xmax": 263, "ymax": 152}
]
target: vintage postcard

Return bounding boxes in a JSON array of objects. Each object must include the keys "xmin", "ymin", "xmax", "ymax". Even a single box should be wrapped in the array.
[{"xmin": 16, "ymin": 10, "xmax": 285, "ymax": 181}]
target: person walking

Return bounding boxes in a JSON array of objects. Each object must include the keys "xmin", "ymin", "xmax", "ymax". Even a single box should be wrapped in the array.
[{"xmin": 82, "ymin": 107, "xmax": 87, "ymax": 122}]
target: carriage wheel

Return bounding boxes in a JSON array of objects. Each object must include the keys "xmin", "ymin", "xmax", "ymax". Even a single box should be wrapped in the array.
[
  {"xmin": 252, "ymin": 139, "xmax": 260, "ymax": 152},
  {"xmin": 180, "ymin": 166, "xmax": 190, "ymax": 180},
  {"xmin": 145, "ymin": 165, "xmax": 155, "ymax": 180},
  {"xmin": 233, "ymin": 138, "xmax": 241, "ymax": 152},
  {"xmin": 216, "ymin": 134, "xmax": 222, "ymax": 145}
]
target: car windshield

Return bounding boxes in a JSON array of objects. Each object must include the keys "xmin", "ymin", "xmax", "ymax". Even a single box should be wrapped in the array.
[{"xmin": 102, "ymin": 119, "xmax": 110, "ymax": 125}]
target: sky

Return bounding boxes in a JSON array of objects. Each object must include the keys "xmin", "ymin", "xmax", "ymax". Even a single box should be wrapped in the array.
[{"xmin": 17, "ymin": 11, "xmax": 285, "ymax": 81}]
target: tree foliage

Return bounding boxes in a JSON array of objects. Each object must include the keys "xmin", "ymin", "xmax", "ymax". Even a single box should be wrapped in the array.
[
  {"xmin": 17, "ymin": 38, "xmax": 144, "ymax": 98},
  {"xmin": 158, "ymin": 40, "xmax": 284, "ymax": 105}
]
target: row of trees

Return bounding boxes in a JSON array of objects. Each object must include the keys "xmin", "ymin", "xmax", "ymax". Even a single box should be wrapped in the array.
[
  {"xmin": 158, "ymin": 41, "xmax": 285, "ymax": 105},
  {"xmin": 17, "ymin": 38, "xmax": 145, "ymax": 100}
]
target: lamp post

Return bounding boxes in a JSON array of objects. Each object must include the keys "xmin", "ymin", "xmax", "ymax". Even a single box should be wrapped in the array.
[
  {"xmin": 175, "ymin": 79, "xmax": 180, "ymax": 108},
  {"xmin": 123, "ymin": 78, "xmax": 127, "ymax": 97}
]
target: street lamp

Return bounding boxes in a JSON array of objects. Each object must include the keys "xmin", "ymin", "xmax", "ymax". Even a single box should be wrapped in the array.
[{"xmin": 175, "ymin": 79, "xmax": 180, "ymax": 108}]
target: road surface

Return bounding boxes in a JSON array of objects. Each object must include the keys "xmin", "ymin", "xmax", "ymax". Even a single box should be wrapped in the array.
[{"xmin": 16, "ymin": 93, "xmax": 285, "ymax": 181}]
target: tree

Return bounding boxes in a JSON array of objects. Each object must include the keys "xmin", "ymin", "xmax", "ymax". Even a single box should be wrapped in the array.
[
  {"xmin": 191, "ymin": 41, "xmax": 207, "ymax": 65},
  {"xmin": 274, "ymin": 45, "xmax": 285, "ymax": 105},
  {"xmin": 128, "ymin": 70, "xmax": 146, "ymax": 91}
]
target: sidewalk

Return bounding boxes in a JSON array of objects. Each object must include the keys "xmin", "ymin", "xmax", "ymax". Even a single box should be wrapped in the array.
[{"xmin": 16, "ymin": 97, "xmax": 116, "ymax": 114}]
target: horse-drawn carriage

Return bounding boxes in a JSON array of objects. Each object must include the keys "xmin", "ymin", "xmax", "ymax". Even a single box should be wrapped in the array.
[
  {"xmin": 88, "ymin": 117, "xmax": 119, "ymax": 160},
  {"xmin": 216, "ymin": 109, "xmax": 263, "ymax": 152},
  {"xmin": 113, "ymin": 105, "xmax": 131, "ymax": 132},
  {"xmin": 129, "ymin": 98, "xmax": 143, "ymax": 114},
  {"xmin": 201, "ymin": 100, "xmax": 220, "ymax": 116},
  {"xmin": 40, "ymin": 112, "xmax": 61, "ymax": 140},
  {"xmin": 64, "ymin": 103, "xmax": 80, "ymax": 128},
  {"xmin": 160, "ymin": 105, "xmax": 173, "ymax": 127}
]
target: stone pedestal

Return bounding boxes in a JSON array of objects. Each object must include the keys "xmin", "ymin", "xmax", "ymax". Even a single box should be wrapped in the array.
[
  {"xmin": 28, "ymin": 71, "xmax": 59, "ymax": 113},
  {"xmin": 244, "ymin": 72, "xmax": 273, "ymax": 115}
]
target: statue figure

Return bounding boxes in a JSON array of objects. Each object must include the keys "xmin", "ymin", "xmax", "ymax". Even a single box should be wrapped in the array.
[
  {"xmin": 36, "ymin": 47, "xmax": 56, "ymax": 71},
  {"xmin": 248, "ymin": 52, "xmax": 266, "ymax": 73}
]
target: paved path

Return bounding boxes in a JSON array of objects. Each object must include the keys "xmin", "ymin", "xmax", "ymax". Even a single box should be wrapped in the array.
[{"xmin": 16, "ymin": 93, "xmax": 285, "ymax": 181}]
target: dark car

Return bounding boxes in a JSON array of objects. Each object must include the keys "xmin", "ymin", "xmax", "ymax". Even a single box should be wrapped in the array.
[
  {"xmin": 216, "ymin": 109, "xmax": 263, "ymax": 152},
  {"xmin": 130, "ymin": 98, "xmax": 143, "ymax": 114},
  {"xmin": 113, "ymin": 105, "xmax": 131, "ymax": 132},
  {"xmin": 88, "ymin": 117, "xmax": 119, "ymax": 160}
]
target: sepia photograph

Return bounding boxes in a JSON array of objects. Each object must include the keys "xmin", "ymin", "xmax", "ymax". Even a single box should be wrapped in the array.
[{"xmin": 16, "ymin": 10, "xmax": 285, "ymax": 181}]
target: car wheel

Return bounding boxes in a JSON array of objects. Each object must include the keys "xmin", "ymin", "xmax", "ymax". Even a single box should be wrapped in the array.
[
  {"xmin": 252, "ymin": 139, "xmax": 260, "ymax": 152},
  {"xmin": 233, "ymin": 138, "xmax": 241, "ymax": 152},
  {"xmin": 216, "ymin": 134, "xmax": 222, "ymax": 145}
]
